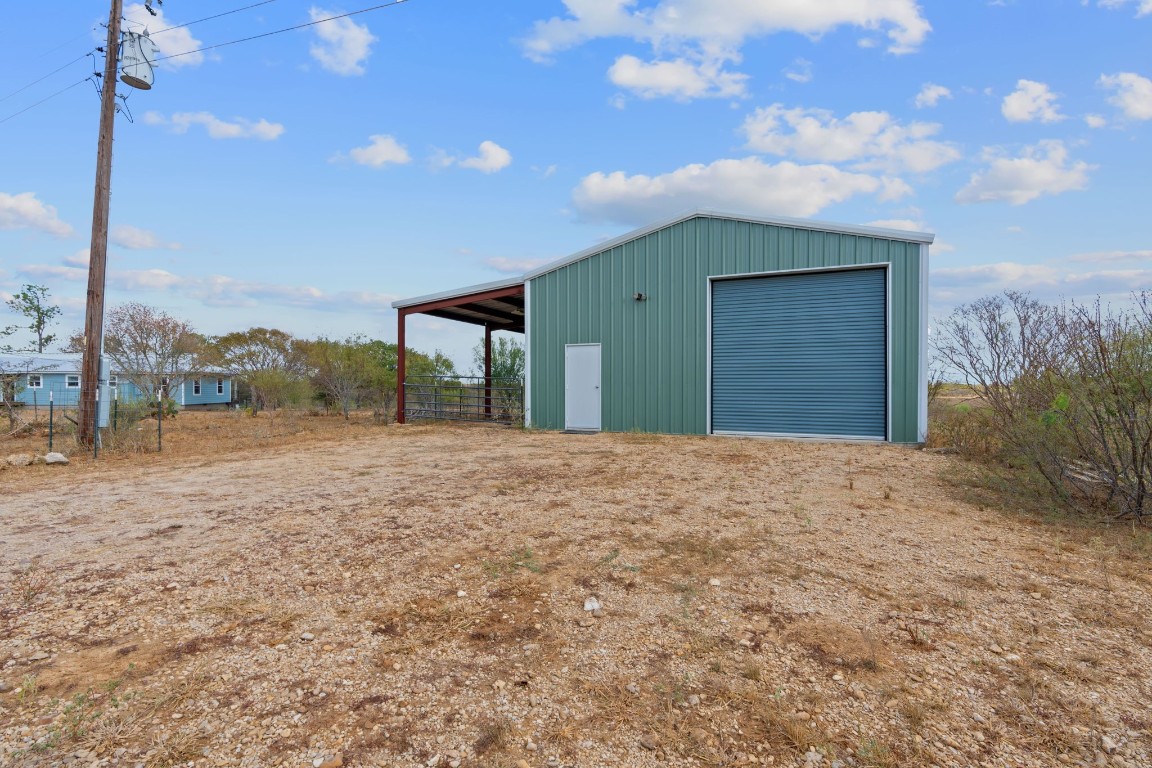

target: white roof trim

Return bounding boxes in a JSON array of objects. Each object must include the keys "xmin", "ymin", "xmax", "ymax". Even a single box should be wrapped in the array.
[
  {"xmin": 391, "ymin": 276, "xmax": 525, "ymax": 310},
  {"xmin": 523, "ymin": 208, "xmax": 935, "ymax": 281},
  {"xmin": 391, "ymin": 210, "xmax": 934, "ymax": 310}
]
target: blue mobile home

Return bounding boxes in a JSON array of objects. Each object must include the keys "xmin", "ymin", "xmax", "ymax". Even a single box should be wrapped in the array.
[{"xmin": 0, "ymin": 353, "xmax": 233, "ymax": 409}]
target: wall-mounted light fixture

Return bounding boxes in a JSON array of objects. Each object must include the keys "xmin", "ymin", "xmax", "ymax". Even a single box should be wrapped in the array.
[{"xmin": 633, "ymin": 292, "xmax": 647, "ymax": 301}]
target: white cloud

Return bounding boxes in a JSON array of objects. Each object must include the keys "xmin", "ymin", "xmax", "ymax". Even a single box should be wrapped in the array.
[
  {"xmin": 309, "ymin": 7, "xmax": 377, "ymax": 76},
  {"xmin": 485, "ymin": 256, "xmax": 551, "ymax": 274},
  {"xmin": 955, "ymin": 140, "xmax": 1094, "ymax": 205},
  {"xmin": 110, "ymin": 225, "xmax": 181, "ymax": 250},
  {"xmin": 342, "ymin": 134, "xmax": 411, "ymax": 168},
  {"xmin": 1095, "ymin": 0, "xmax": 1152, "ymax": 17},
  {"xmin": 608, "ymin": 54, "xmax": 747, "ymax": 99},
  {"xmin": 124, "ymin": 4, "xmax": 204, "ymax": 69},
  {"xmin": 21, "ymin": 258, "xmax": 399, "ymax": 314},
  {"xmin": 0, "ymin": 192, "xmax": 73, "ymax": 237},
  {"xmin": 1066, "ymin": 249, "xmax": 1152, "ymax": 264},
  {"xmin": 458, "ymin": 141, "xmax": 513, "ymax": 173},
  {"xmin": 741, "ymin": 104, "xmax": 961, "ymax": 174},
  {"xmin": 144, "ymin": 111, "xmax": 285, "ymax": 140},
  {"xmin": 783, "ymin": 58, "xmax": 813, "ymax": 84},
  {"xmin": 571, "ymin": 156, "xmax": 911, "ymax": 225},
  {"xmin": 63, "ymin": 249, "xmax": 89, "ymax": 267},
  {"xmin": 914, "ymin": 83, "xmax": 951, "ymax": 108},
  {"xmin": 932, "ymin": 260, "xmax": 1152, "ymax": 307},
  {"xmin": 1001, "ymin": 79, "xmax": 1065, "ymax": 123},
  {"xmin": 1099, "ymin": 72, "xmax": 1152, "ymax": 120},
  {"xmin": 523, "ymin": 1, "xmax": 930, "ymax": 101},
  {"xmin": 1084, "ymin": 114, "xmax": 1108, "ymax": 128},
  {"xmin": 524, "ymin": 1, "xmax": 931, "ymax": 60}
]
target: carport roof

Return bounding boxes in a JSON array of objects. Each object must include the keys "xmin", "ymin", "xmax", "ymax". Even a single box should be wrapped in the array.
[{"xmin": 391, "ymin": 277, "xmax": 525, "ymax": 333}]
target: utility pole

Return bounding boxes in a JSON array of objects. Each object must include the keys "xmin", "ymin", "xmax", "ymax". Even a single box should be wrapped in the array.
[{"xmin": 78, "ymin": 0, "xmax": 124, "ymax": 447}]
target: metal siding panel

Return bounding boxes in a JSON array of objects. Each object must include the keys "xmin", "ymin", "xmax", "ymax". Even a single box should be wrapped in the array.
[
  {"xmin": 528, "ymin": 215, "xmax": 921, "ymax": 437},
  {"xmin": 711, "ymin": 269, "xmax": 887, "ymax": 438}
]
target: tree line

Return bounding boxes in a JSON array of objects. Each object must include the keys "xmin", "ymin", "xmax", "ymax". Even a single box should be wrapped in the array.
[{"xmin": 2, "ymin": 284, "xmax": 523, "ymax": 422}]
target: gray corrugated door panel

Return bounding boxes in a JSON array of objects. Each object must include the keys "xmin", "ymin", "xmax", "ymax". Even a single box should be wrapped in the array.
[{"xmin": 711, "ymin": 269, "xmax": 886, "ymax": 439}]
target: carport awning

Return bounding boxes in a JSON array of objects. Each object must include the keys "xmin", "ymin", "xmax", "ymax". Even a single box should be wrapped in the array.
[{"xmin": 392, "ymin": 278, "xmax": 525, "ymax": 333}]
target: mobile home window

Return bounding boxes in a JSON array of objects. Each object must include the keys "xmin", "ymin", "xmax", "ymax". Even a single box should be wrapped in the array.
[
  {"xmin": 193, "ymin": 378, "xmax": 202, "ymax": 396},
  {"xmin": 27, "ymin": 374, "xmax": 42, "ymax": 389},
  {"xmin": 217, "ymin": 377, "xmax": 225, "ymax": 395},
  {"xmin": 65, "ymin": 374, "xmax": 80, "ymax": 389}
]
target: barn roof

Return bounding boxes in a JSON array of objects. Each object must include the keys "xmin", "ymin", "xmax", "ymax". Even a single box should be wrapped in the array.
[
  {"xmin": 391, "ymin": 209, "xmax": 935, "ymax": 311},
  {"xmin": 522, "ymin": 209, "xmax": 935, "ymax": 281}
]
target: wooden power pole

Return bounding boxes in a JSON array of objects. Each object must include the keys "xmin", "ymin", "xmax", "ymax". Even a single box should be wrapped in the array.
[{"xmin": 78, "ymin": 0, "xmax": 124, "ymax": 447}]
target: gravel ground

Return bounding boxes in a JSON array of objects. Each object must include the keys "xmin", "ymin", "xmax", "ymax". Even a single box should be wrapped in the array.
[{"xmin": 1, "ymin": 422, "xmax": 1150, "ymax": 768}]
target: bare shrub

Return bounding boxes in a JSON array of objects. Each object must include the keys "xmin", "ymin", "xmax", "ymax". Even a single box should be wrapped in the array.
[{"xmin": 934, "ymin": 290, "xmax": 1152, "ymax": 519}]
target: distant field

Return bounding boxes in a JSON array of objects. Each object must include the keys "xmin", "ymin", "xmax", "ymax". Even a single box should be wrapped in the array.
[{"xmin": 2, "ymin": 415, "xmax": 1150, "ymax": 767}]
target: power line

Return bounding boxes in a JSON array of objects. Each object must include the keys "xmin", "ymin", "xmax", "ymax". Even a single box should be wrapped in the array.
[
  {"xmin": 0, "ymin": 78, "xmax": 89, "ymax": 126},
  {"xmin": 35, "ymin": 25, "xmax": 100, "ymax": 59},
  {"xmin": 151, "ymin": 0, "xmax": 281, "ymax": 36},
  {"xmin": 0, "ymin": 52, "xmax": 94, "ymax": 104},
  {"xmin": 152, "ymin": 0, "xmax": 410, "ymax": 64}
]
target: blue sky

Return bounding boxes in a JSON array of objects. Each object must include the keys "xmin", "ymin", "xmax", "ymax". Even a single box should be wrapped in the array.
[{"xmin": 1, "ymin": 0, "xmax": 1150, "ymax": 367}]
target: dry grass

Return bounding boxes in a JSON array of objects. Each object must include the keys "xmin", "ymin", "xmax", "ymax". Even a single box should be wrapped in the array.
[{"xmin": 3, "ymin": 415, "xmax": 1151, "ymax": 767}]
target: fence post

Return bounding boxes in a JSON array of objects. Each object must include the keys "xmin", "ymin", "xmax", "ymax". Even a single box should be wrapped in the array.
[
  {"xmin": 48, "ymin": 390, "xmax": 53, "ymax": 453},
  {"xmin": 157, "ymin": 390, "xmax": 162, "ymax": 452},
  {"xmin": 93, "ymin": 387, "xmax": 100, "ymax": 460},
  {"xmin": 113, "ymin": 387, "xmax": 118, "ymax": 432}
]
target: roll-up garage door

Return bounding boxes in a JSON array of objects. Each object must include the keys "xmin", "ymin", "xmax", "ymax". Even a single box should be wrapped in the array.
[{"xmin": 711, "ymin": 268, "xmax": 887, "ymax": 439}]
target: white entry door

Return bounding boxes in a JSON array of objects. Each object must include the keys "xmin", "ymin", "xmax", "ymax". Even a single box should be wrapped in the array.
[{"xmin": 564, "ymin": 343, "xmax": 602, "ymax": 431}]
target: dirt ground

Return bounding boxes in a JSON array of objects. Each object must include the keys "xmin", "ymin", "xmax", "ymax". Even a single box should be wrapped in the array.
[{"xmin": 1, "ymin": 413, "xmax": 1151, "ymax": 768}]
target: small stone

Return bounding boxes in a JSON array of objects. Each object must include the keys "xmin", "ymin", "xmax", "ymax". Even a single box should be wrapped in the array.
[
  {"xmin": 28, "ymin": 652, "xmax": 50, "ymax": 661},
  {"xmin": 516, "ymin": 761, "xmax": 531, "ymax": 768},
  {"xmin": 708, "ymin": 578, "xmax": 721, "ymax": 587},
  {"xmin": 44, "ymin": 452, "xmax": 70, "ymax": 465},
  {"xmin": 426, "ymin": 756, "xmax": 440, "ymax": 767},
  {"xmin": 300, "ymin": 632, "xmax": 316, "ymax": 642},
  {"xmin": 5, "ymin": 454, "xmax": 32, "ymax": 467},
  {"xmin": 988, "ymin": 644, "xmax": 1004, "ymax": 654},
  {"xmin": 578, "ymin": 618, "xmax": 595, "ymax": 628},
  {"xmin": 457, "ymin": 590, "xmax": 468, "ymax": 598},
  {"xmin": 583, "ymin": 597, "xmax": 601, "ymax": 612},
  {"xmin": 322, "ymin": 644, "xmax": 335, "ymax": 651},
  {"xmin": 592, "ymin": 608, "xmax": 603, "ymax": 618},
  {"xmin": 639, "ymin": 735, "xmax": 658, "ymax": 751},
  {"xmin": 1030, "ymin": 592, "xmax": 1043, "ymax": 599},
  {"xmin": 525, "ymin": 739, "xmax": 538, "ymax": 751},
  {"xmin": 449, "ymin": 762, "xmax": 461, "ymax": 768},
  {"xmin": 1101, "ymin": 735, "xmax": 1119, "ymax": 754},
  {"xmin": 626, "ymin": 683, "xmax": 639, "ymax": 695},
  {"xmin": 687, "ymin": 694, "xmax": 701, "ymax": 706}
]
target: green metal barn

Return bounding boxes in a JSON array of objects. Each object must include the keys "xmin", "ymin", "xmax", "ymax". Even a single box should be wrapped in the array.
[{"xmin": 393, "ymin": 210, "xmax": 934, "ymax": 443}]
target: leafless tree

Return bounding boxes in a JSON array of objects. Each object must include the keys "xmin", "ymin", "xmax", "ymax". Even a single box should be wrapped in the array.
[{"xmin": 104, "ymin": 303, "xmax": 205, "ymax": 403}]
